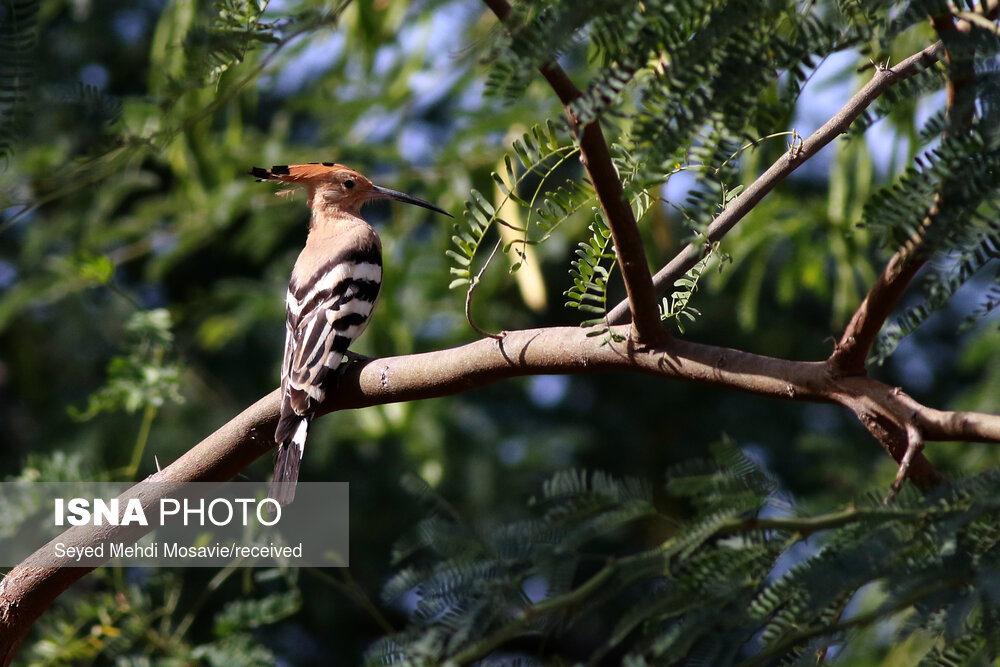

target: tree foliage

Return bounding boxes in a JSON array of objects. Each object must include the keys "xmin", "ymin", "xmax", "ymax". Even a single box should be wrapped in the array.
[
  {"xmin": 2, "ymin": 0, "xmax": 1000, "ymax": 664},
  {"xmin": 372, "ymin": 443, "xmax": 1000, "ymax": 665}
]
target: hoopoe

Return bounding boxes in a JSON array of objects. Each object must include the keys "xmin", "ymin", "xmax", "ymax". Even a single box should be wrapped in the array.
[{"xmin": 250, "ymin": 163, "xmax": 451, "ymax": 504}]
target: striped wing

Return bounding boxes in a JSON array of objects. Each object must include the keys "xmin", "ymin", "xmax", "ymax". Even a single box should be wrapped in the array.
[{"xmin": 279, "ymin": 252, "xmax": 382, "ymax": 422}]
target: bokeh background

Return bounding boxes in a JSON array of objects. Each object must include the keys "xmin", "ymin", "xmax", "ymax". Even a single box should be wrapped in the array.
[{"xmin": 1, "ymin": 0, "xmax": 998, "ymax": 663}]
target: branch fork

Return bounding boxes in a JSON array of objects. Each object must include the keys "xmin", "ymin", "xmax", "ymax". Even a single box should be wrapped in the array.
[{"xmin": 890, "ymin": 421, "xmax": 927, "ymax": 498}]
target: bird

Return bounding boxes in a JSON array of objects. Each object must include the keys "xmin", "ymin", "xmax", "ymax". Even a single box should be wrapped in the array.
[{"xmin": 250, "ymin": 162, "xmax": 451, "ymax": 504}]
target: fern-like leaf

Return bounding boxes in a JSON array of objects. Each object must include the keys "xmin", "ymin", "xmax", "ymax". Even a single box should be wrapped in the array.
[
  {"xmin": 564, "ymin": 214, "xmax": 616, "ymax": 332},
  {"xmin": 449, "ymin": 123, "xmax": 583, "ymax": 290},
  {"xmin": 0, "ymin": 0, "xmax": 40, "ymax": 167}
]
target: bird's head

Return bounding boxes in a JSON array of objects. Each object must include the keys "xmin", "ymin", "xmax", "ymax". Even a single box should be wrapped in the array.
[{"xmin": 250, "ymin": 163, "xmax": 451, "ymax": 219}]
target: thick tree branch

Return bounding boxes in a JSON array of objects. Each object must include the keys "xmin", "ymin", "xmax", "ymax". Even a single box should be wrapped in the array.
[
  {"xmin": 607, "ymin": 42, "xmax": 943, "ymax": 325},
  {"xmin": 5, "ymin": 325, "xmax": 1000, "ymax": 661},
  {"xmin": 482, "ymin": 0, "xmax": 664, "ymax": 342}
]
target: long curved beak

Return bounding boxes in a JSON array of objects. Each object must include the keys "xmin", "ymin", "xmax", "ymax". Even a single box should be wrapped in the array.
[{"xmin": 370, "ymin": 185, "xmax": 452, "ymax": 217}]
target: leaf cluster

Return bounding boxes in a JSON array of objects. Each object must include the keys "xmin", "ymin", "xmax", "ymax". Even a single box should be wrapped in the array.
[
  {"xmin": 0, "ymin": 0, "xmax": 38, "ymax": 167},
  {"xmin": 25, "ymin": 567, "xmax": 299, "ymax": 666},
  {"xmin": 472, "ymin": 0, "xmax": 1000, "ymax": 349},
  {"xmin": 371, "ymin": 442, "xmax": 1000, "ymax": 665},
  {"xmin": 68, "ymin": 308, "xmax": 184, "ymax": 421},
  {"xmin": 449, "ymin": 123, "xmax": 589, "ymax": 285},
  {"xmin": 869, "ymin": 119, "xmax": 1000, "ymax": 361},
  {"xmin": 466, "ymin": 0, "xmax": 894, "ymax": 331}
]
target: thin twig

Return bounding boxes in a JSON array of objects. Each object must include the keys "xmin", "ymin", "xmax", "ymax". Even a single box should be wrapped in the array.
[
  {"xmin": 888, "ymin": 420, "xmax": 925, "ymax": 500},
  {"xmin": 305, "ymin": 568, "xmax": 397, "ymax": 635},
  {"xmin": 0, "ymin": 12, "xmax": 332, "ymax": 238},
  {"xmin": 465, "ymin": 238, "xmax": 506, "ymax": 340},
  {"xmin": 607, "ymin": 42, "xmax": 944, "ymax": 325}
]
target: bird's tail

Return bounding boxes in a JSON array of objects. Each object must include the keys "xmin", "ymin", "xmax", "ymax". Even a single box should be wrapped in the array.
[{"xmin": 270, "ymin": 417, "xmax": 309, "ymax": 506}]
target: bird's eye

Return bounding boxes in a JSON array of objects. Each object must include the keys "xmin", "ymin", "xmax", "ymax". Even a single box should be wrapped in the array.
[{"xmin": 343, "ymin": 179, "xmax": 355, "ymax": 189}]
